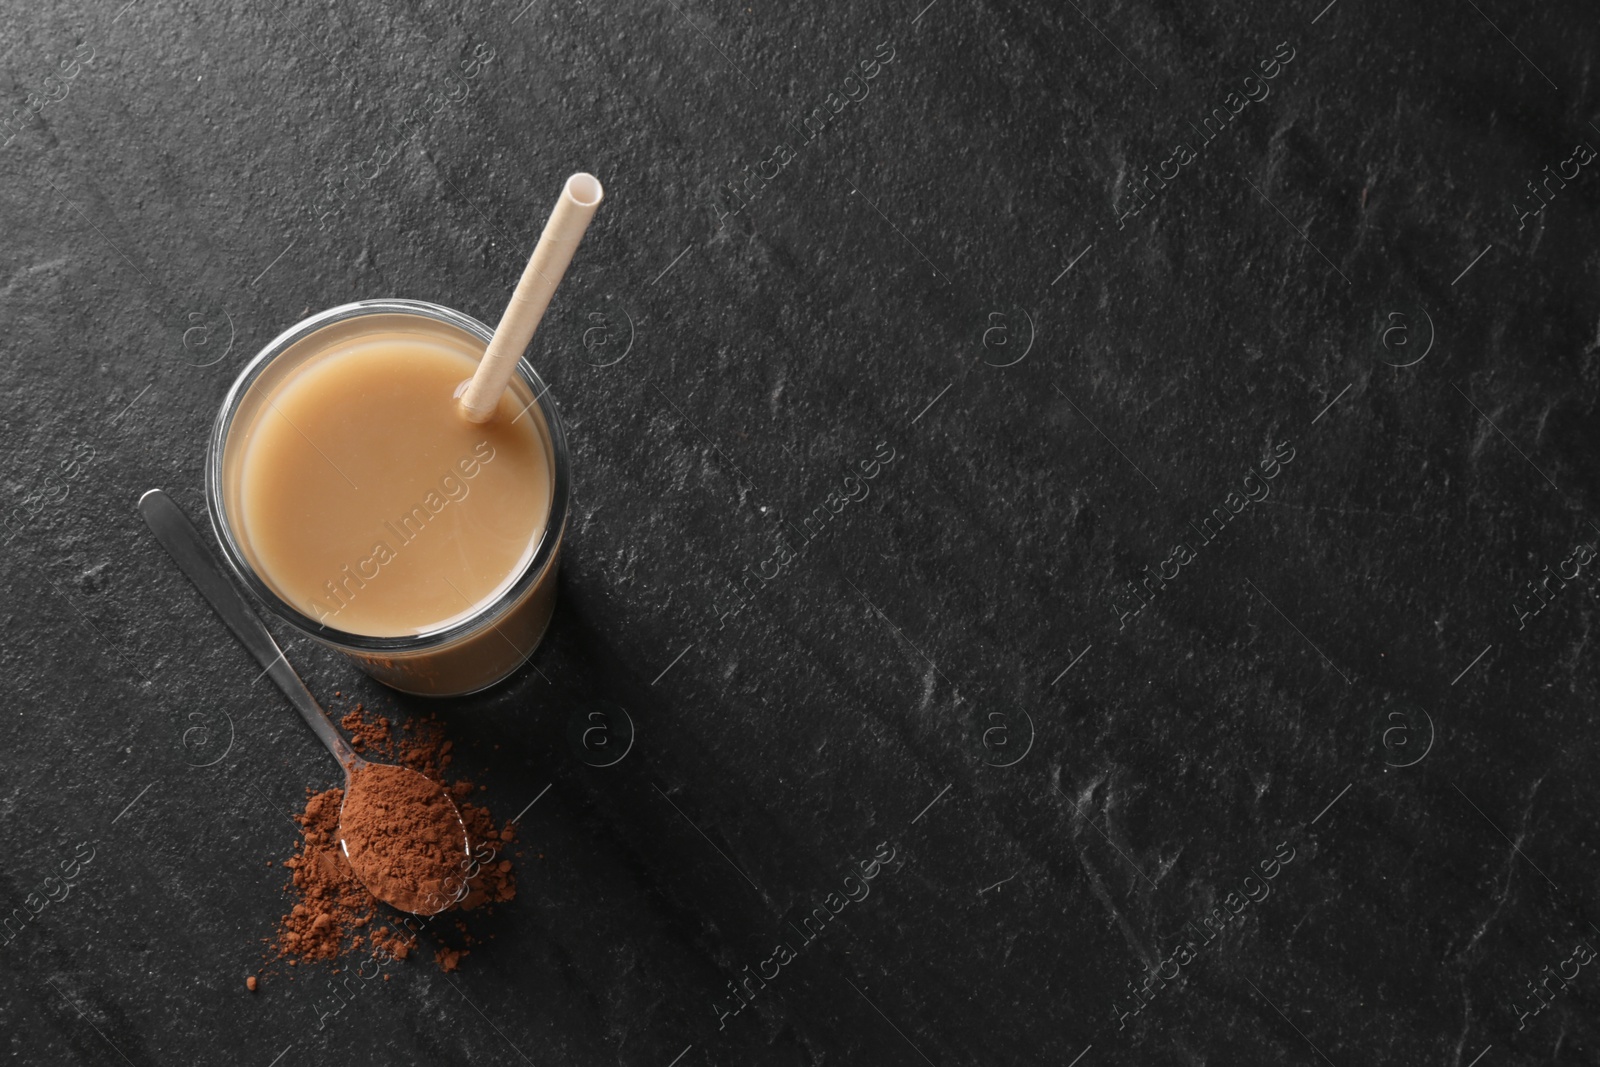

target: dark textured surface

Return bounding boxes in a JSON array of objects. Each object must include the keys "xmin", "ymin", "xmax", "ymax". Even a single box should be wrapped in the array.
[{"xmin": 4, "ymin": 0, "xmax": 1600, "ymax": 1063}]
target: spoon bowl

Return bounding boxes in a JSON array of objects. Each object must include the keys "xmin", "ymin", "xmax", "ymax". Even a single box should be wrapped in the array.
[{"xmin": 338, "ymin": 757, "xmax": 472, "ymax": 915}]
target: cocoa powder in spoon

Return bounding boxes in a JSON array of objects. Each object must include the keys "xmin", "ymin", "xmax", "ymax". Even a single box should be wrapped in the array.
[{"xmin": 340, "ymin": 763, "xmax": 464, "ymax": 914}]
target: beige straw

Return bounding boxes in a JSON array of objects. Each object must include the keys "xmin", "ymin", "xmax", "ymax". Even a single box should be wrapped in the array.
[{"xmin": 458, "ymin": 172, "xmax": 604, "ymax": 423}]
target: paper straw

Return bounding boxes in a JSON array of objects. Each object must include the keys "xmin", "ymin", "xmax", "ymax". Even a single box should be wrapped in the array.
[{"xmin": 458, "ymin": 172, "xmax": 604, "ymax": 423}]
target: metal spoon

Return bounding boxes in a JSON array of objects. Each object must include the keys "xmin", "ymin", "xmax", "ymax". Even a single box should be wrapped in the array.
[{"xmin": 138, "ymin": 488, "xmax": 470, "ymax": 915}]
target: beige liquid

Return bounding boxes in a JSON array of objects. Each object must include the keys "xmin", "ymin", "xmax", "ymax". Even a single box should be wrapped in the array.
[{"xmin": 236, "ymin": 334, "xmax": 551, "ymax": 638}]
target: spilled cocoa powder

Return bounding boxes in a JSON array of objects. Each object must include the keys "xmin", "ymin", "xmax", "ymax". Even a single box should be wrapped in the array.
[{"xmin": 268, "ymin": 704, "xmax": 518, "ymax": 976}]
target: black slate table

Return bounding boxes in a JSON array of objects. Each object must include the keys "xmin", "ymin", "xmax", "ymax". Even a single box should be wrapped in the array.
[{"xmin": 4, "ymin": 0, "xmax": 1600, "ymax": 1063}]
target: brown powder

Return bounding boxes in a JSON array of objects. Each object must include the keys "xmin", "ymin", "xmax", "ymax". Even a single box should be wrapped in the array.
[
  {"xmin": 340, "ymin": 763, "xmax": 465, "ymax": 915},
  {"xmin": 340, "ymin": 705, "xmax": 391, "ymax": 752},
  {"xmin": 269, "ymin": 705, "xmax": 519, "ymax": 973}
]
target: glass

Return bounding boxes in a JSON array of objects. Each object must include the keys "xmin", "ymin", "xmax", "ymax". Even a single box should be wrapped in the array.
[{"xmin": 206, "ymin": 299, "xmax": 569, "ymax": 697}]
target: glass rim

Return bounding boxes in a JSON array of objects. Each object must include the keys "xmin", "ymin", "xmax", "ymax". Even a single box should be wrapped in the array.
[{"xmin": 205, "ymin": 298, "xmax": 570, "ymax": 653}]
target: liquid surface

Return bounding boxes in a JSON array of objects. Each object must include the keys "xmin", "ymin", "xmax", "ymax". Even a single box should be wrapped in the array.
[{"xmin": 238, "ymin": 336, "xmax": 551, "ymax": 636}]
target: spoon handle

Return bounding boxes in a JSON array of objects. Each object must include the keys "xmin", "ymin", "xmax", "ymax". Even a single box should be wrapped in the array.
[{"xmin": 138, "ymin": 489, "xmax": 361, "ymax": 770}]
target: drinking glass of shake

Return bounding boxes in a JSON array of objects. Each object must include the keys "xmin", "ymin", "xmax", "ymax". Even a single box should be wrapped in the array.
[{"xmin": 207, "ymin": 175, "xmax": 603, "ymax": 696}]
